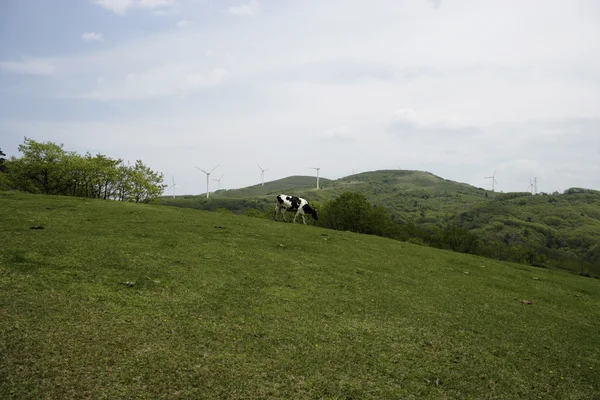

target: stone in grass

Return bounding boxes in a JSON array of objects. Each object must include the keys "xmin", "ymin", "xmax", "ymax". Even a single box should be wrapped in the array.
[{"xmin": 119, "ymin": 281, "xmax": 135, "ymax": 287}]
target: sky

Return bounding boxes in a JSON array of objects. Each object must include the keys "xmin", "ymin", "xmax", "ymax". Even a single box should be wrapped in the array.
[{"xmin": 1, "ymin": 0, "xmax": 599, "ymax": 195}]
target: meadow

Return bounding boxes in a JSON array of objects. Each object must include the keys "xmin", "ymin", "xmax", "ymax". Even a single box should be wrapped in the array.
[{"xmin": 1, "ymin": 191, "xmax": 599, "ymax": 399}]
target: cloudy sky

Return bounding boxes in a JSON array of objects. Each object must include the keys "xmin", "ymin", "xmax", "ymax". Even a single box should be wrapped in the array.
[{"xmin": 1, "ymin": 0, "xmax": 599, "ymax": 195}]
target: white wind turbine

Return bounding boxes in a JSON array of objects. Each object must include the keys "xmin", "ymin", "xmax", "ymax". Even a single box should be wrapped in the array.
[
  {"xmin": 167, "ymin": 175, "xmax": 180, "ymax": 198},
  {"xmin": 257, "ymin": 164, "xmax": 269, "ymax": 186},
  {"xmin": 527, "ymin": 177, "xmax": 534, "ymax": 194},
  {"xmin": 212, "ymin": 173, "xmax": 223, "ymax": 190},
  {"xmin": 195, "ymin": 165, "xmax": 219, "ymax": 199},
  {"xmin": 484, "ymin": 170, "xmax": 498, "ymax": 192},
  {"xmin": 310, "ymin": 167, "xmax": 321, "ymax": 189}
]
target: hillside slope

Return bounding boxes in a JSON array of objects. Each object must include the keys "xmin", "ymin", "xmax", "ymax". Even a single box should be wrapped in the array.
[
  {"xmin": 2, "ymin": 192, "xmax": 599, "ymax": 399},
  {"xmin": 214, "ymin": 175, "xmax": 332, "ymax": 198},
  {"xmin": 161, "ymin": 170, "xmax": 600, "ymax": 275}
]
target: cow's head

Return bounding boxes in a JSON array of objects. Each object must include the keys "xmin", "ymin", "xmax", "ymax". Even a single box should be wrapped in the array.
[{"xmin": 311, "ymin": 208, "xmax": 319, "ymax": 221}]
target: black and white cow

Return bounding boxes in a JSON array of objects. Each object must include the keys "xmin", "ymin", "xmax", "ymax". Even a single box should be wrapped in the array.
[{"xmin": 275, "ymin": 194, "xmax": 318, "ymax": 224}]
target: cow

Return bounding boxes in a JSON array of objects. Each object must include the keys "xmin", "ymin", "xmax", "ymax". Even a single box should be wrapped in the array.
[{"xmin": 275, "ymin": 194, "xmax": 318, "ymax": 224}]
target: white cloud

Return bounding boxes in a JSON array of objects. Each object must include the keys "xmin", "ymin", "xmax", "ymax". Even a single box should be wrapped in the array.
[
  {"xmin": 429, "ymin": 0, "xmax": 441, "ymax": 9},
  {"xmin": 325, "ymin": 125, "xmax": 354, "ymax": 142},
  {"xmin": 92, "ymin": 0, "xmax": 174, "ymax": 16},
  {"xmin": 0, "ymin": 57, "xmax": 55, "ymax": 76},
  {"xmin": 228, "ymin": 0, "xmax": 260, "ymax": 16},
  {"xmin": 82, "ymin": 32, "xmax": 104, "ymax": 41},
  {"xmin": 176, "ymin": 19, "xmax": 188, "ymax": 28},
  {"xmin": 83, "ymin": 65, "xmax": 227, "ymax": 101}
]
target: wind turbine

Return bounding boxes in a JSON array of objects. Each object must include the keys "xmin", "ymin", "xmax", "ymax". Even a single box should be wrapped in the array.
[
  {"xmin": 310, "ymin": 167, "xmax": 321, "ymax": 189},
  {"xmin": 484, "ymin": 170, "xmax": 498, "ymax": 192},
  {"xmin": 257, "ymin": 164, "xmax": 269, "ymax": 186},
  {"xmin": 526, "ymin": 177, "xmax": 534, "ymax": 194},
  {"xmin": 195, "ymin": 165, "xmax": 219, "ymax": 199},
  {"xmin": 212, "ymin": 174, "xmax": 223, "ymax": 190},
  {"xmin": 167, "ymin": 175, "xmax": 180, "ymax": 198}
]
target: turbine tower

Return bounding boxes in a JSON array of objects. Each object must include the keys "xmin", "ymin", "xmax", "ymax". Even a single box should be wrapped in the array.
[
  {"xmin": 527, "ymin": 177, "xmax": 534, "ymax": 194},
  {"xmin": 257, "ymin": 164, "xmax": 269, "ymax": 186},
  {"xmin": 534, "ymin": 177, "xmax": 538, "ymax": 195},
  {"xmin": 310, "ymin": 167, "xmax": 321, "ymax": 189},
  {"xmin": 212, "ymin": 174, "xmax": 223, "ymax": 190},
  {"xmin": 484, "ymin": 170, "xmax": 498, "ymax": 192},
  {"xmin": 195, "ymin": 165, "xmax": 219, "ymax": 199},
  {"xmin": 167, "ymin": 175, "xmax": 180, "ymax": 198}
]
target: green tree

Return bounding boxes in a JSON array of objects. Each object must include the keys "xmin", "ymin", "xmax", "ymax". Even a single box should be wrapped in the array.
[
  {"xmin": 127, "ymin": 160, "xmax": 166, "ymax": 203},
  {"xmin": 0, "ymin": 148, "xmax": 8, "ymax": 190},
  {"xmin": 7, "ymin": 138, "xmax": 75, "ymax": 194},
  {"xmin": 0, "ymin": 148, "xmax": 6, "ymax": 172},
  {"xmin": 319, "ymin": 192, "xmax": 395, "ymax": 236}
]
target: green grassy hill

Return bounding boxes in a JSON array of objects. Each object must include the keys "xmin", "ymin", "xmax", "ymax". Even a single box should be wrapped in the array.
[
  {"xmin": 161, "ymin": 170, "xmax": 600, "ymax": 276},
  {"xmin": 159, "ymin": 170, "xmax": 484, "ymax": 217},
  {"xmin": 2, "ymin": 192, "xmax": 599, "ymax": 399},
  {"xmin": 215, "ymin": 175, "xmax": 332, "ymax": 198},
  {"xmin": 161, "ymin": 170, "xmax": 489, "ymax": 216},
  {"xmin": 160, "ymin": 175, "xmax": 332, "ymax": 215}
]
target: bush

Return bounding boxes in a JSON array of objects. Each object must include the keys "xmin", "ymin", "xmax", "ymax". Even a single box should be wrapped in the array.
[{"xmin": 318, "ymin": 192, "xmax": 396, "ymax": 236}]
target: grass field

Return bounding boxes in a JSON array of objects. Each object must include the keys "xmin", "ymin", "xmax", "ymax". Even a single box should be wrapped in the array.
[{"xmin": 1, "ymin": 191, "xmax": 599, "ymax": 399}]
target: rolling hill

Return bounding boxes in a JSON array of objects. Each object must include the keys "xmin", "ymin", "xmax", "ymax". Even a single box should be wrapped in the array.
[
  {"xmin": 213, "ymin": 175, "xmax": 333, "ymax": 198},
  {"xmin": 1, "ymin": 191, "xmax": 599, "ymax": 399},
  {"xmin": 161, "ymin": 170, "xmax": 600, "ymax": 276}
]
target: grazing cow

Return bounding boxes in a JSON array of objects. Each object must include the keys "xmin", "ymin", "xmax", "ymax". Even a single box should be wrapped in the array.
[{"xmin": 275, "ymin": 194, "xmax": 318, "ymax": 224}]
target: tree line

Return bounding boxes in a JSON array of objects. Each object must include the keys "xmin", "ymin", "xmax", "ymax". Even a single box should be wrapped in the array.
[{"xmin": 0, "ymin": 138, "xmax": 166, "ymax": 203}]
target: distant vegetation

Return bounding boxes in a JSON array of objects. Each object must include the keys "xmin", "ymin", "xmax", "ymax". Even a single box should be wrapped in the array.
[
  {"xmin": 1, "ymin": 138, "xmax": 166, "ymax": 203},
  {"xmin": 161, "ymin": 170, "xmax": 600, "ymax": 277}
]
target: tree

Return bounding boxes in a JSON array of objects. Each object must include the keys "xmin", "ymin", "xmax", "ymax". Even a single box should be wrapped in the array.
[
  {"xmin": 127, "ymin": 160, "xmax": 167, "ymax": 203},
  {"xmin": 7, "ymin": 138, "xmax": 75, "ymax": 194},
  {"xmin": 0, "ymin": 148, "xmax": 6, "ymax": 172},
  {"xmin": 0, "ymin": 148, "xmax": 8, "ymax": 190},
  {"xmin": 319, "ymin": 192, "xmax": 396, "ymax": 236}
]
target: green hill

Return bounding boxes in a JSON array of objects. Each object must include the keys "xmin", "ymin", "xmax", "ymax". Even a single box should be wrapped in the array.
[
  {"xmin": 214, "ymin": 175, "xmax": 332, "ymax": 198},
  {"xmin": 161, "ymin": 170, "xmax": 600, "ymax": 275},
  {"xmin": 2, "ymin": 191, "xmax": 599, "ymax": 399},
  {"xmin": 160, "ymin": 175, "xmax": 332, "ymax": 214}
]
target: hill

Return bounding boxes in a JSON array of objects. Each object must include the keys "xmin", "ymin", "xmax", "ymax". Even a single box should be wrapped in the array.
[
  {"xmin": 160, "ymin": 170, "xmax": 600, "ymax": 275},
  {"xmin": 1, "ymin": 191, "xmax": 600, "ymax": 399},
  {"xmin": 214, "ymin": 175, "xmax": 332, "ymax": 198},
  {"xmin": 161, "ymin": 175, "xmax": 332, "ymax": 214}
]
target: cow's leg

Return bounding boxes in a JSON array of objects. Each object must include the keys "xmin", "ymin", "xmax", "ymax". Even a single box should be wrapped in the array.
[
  {"xmin": 293, "ymin": 210, "xmax": 299, "ymax": 223},
  {"xmin": 274, "ymin": 205, "xmax": 279, "ymax": 221},
  {"xmin": 281, "ymin": 209, "xmax": 288, "ymax": 221},
  {"xmin": 302, "ymin": 214, "xmax": 306, "ymax": 225}
]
